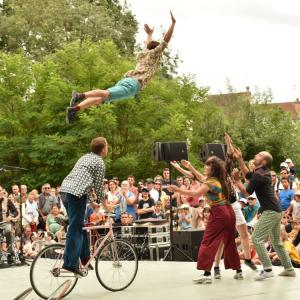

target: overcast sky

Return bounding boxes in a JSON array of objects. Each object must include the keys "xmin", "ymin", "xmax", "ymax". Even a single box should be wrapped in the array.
[{"xmin": 126, "ymin": 0, "xmax": 300, "ymax": 102}]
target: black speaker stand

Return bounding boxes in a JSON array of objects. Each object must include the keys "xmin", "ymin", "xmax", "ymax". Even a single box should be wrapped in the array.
[{"xmin": 163, "ymin": 162, "xmax": 193, "ymax": 262}]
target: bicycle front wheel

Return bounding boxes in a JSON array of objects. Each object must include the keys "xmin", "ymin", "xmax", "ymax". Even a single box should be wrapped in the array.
[
  {"xmin": 30, "ymin": 243, "xmax": 78, "ymax": 299},
  {"xmin": 95, "ymin": 239, "xmax": 138, "ymax": 291}
]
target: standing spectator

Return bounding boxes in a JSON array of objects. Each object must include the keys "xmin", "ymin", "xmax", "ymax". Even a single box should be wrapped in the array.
[
  {"xmin": 20, "ymin": 185, "xmax": 28, "ymax": 204},
  {"xmin": 105, "ymin": 180, "xmax": 120, "ymax": 211},
  {"xmin": 128, "ymin": 175, "xmax": 139, "ymax": 204},
  {"xmin": 0, "ymin": 186, "xmax": 18, "ymax": 264},
  {"xmin": 114, "ymin": 180, "xmax": 136, "ymax": 222},
  {"xmin": 146, "ymin": 178, "xmax": 159, "ymax": 202},
  {"xmin": 38, "ymin": 183, "xmax": 58, "ymax": 230},
  {"xmin": 176, "ymin": 176, "xmax": 183, "ymax": 188},
  {"xmin": 153, "ymin": 179, "xmax": 168, "ymax": 204},
  {"xmin": 279, "ymin": 178, "xmax": 295, "ymax": 211},
  {"xmin": 286, "ymin": 158, "xmax": 296, "ymax": 177},
  {"xmin": 137, "ymin": 188, "xmax": 155, "ymax": 219},
  {"xmin": 11, "ymin": 185, "xmax": 20, "ymax": 202},
  {"xmin": 276, "ymin": 169, "xmax": 297, "ymax": 193},
  {"xmin": 22, "ymin": 191, "xmax": 39, "ymax": 232}
]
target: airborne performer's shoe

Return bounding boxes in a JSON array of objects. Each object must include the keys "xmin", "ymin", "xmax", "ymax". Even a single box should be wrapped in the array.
[
  {"xmin": 70, "ymin": 91, "xmax": 83, "ymax": 107},
  {"xmin": 66, "ymin": 107, "xmax": 77, "ymax": 125}
]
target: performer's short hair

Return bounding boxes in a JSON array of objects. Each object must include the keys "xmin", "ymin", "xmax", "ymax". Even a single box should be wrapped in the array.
[
  {"xmin": 147, "ymin": 40, "xmax": 160, "ymax": 50},
  {"xmin": 90, "ymin": 137, "xmax": 107, "ymax": 154}
]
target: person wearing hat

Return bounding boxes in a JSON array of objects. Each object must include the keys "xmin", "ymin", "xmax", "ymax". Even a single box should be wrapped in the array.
[
  {"xmin": 146, "ymin": 178, "xmax": 159, "ymax": 202},
  {"xmin": 244, "ymin": 195, "xmax": 260, "ymax": 224},
  {"xmin": 137, "ymin": 188, "xmax": 155, "ymax": 220},
  {"xmin": 286, "ymin": 158, "xmax": 296, "ymax": 177},
  {"xmin": 288, "ymin": 190, "xmax": 300, "ymax": 222},
  {"xmin": 178, "ymin": 204, "xmax": 192, "ymax": 230}
]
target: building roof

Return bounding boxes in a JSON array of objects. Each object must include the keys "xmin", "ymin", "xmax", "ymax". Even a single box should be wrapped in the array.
[{"xmin": 268, "ymin": 101, "xmax": 300, "ymax": 119}]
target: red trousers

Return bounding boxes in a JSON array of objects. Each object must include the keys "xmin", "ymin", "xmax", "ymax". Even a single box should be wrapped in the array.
[{"xmin": 197, "ymin": 204, "xmax": 240, "ymax": 271}]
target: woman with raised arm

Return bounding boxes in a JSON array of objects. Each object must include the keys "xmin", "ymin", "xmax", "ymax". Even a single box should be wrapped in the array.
[{"xmin": 169, "ymin": 156, "xmax": 242, "ymax": 284}]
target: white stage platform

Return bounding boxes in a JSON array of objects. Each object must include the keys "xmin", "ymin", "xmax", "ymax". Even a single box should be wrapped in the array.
[{"xmin": 1, "ymin": 261, "xmax": 300, "ymax": 300}]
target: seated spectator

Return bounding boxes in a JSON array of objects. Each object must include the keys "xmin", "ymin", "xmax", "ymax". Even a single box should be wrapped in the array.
[
  {"xmin": 90, "ymin": 204, "xmax": 105, "ymax": 225},
  {"xmin": 23, "ymin": 232, "xmax": 38, "ymax": 258},
  {"xmin": 279, "ymin": 178, "xmax": 295, "ymax": 211},
  {"xmin": 288, "ymin": 190, "xmax": 300, "ymax": 222},
  {"xmin": 239, "ymin": 236, "xmax": 261, "ymax": 265},
  {"xmin": 151, "ymin": 201, "xmax": 165, "ymax": 219},
  {"xmin": 137, "ymin": 188, "xmax": 155, "ymax": 219},
  {"xmin": 178, "ymin": 204, "xmax": 192, "ymax": 230},
  {"xmin": 271, "ymin": 227, "xmax": 300, "ymax": 268},
  {"xmin": 22, "ymin": 191, "xmax": 39, "ymax": 232},
  {"xmin": 46, "ymin": 205, "xmax": 65, "ymax": 242},
  {"xmin": 244, "ymin": 195, "xmax": 260, "ymax": 225},
  {"xmin": 238, "ymin": 198, "xmax": 247, "ymax": 210}
]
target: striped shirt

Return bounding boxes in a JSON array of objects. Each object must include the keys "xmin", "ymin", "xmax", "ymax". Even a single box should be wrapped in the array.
[
  {"xmin": 204, "ymin": 177, "xmax": 227, "ymax": 207},
  {"xmin": 61, "ymin": 153, "xmax": 105, "ymax": 201}
]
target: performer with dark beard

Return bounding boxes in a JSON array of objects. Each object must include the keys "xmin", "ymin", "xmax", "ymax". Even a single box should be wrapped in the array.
[{"xmin": 233, "ymin": 150, "xmax": 296, "ymax": 280}]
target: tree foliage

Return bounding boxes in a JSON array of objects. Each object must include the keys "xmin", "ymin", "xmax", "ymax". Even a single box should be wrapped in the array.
[{"xmin": 0, "ymin": 0, "xmax": 137, "ymax": 58}]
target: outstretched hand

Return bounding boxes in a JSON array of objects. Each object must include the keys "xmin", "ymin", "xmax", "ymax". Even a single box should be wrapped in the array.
[
  {"xmin": 181, "ymin": 159, "xmax": 191, "ymax": 169},
  {"xmin": 170, "ymin": 161, "xmax": 180, "ymax": 169},
  {"xmin": 144, "ymin": 24, "xmax": 154, "ymax": 35},
  {"xmin": 232, "ymin": 168, "xmax": 241, "ymax": 182},
  {"xmin": 169, "ymin": 184, "xmax": 179, "ymax": 193},
  {"xmin": 233, "ymin": 147, "xmax": 243, "ymax": 160},
  {"xmin": 170, "ymin": 11, "xmax": 176, "ymax": 23}
]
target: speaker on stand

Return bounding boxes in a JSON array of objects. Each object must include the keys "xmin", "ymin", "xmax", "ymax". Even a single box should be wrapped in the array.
[{"xmin": 152, "ymin": 141, "xmax": 193, "ymax": 262}]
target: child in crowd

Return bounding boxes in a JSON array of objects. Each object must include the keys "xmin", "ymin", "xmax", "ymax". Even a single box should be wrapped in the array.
[
  {"xmin": 151, "ymin": 201, "xmax": 165, "ymax": 219},
  {"xmin": 198, "ymin": 207, "xmax": 211, "ymax": 230},
  {"xmin": 90, "ymin": 204, "xmax": 106, "ymax": 225},
  {"xmin": 178, "ymin": 204, "xmax": 192, "ymax": 230},
  {"xmin": 238, "ymin": 236, "xmax": 261, "ymax": 265}
]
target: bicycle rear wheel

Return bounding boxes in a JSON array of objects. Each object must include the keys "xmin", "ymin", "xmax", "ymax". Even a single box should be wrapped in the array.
[
  {"xmin": 30, "ymin": 243, "xmax": 78, "ymax": 299},
  {"xmin": 95, "ymin": 239, "xmax": 138, "ymax": 291}
]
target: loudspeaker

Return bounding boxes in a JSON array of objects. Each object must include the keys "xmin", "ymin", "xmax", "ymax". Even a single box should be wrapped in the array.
[
  {"xmin": 152, "ymin": 141, "xmax": 188, "ymax": 162},
  {"xmin": 200, "ymin": 143, "xmax": 227, "ymax": 162},
  {"xmin": 172, "ymin": 230, "xmax": 204, "ymax": 261}
]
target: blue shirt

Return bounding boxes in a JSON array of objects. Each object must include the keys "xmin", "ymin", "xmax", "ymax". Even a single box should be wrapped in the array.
[
  {"xmin": 279, "ymin": 189, "xmax": 294, "ymax": 210},
  {"xmin": 114, "ymin": 191, "xmax": 136, "ymax": 221}
]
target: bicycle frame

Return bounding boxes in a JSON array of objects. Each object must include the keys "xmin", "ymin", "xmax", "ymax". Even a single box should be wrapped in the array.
[{"xmin": 81, "ymin": 217, "xmax": 115, "ymax": 269}]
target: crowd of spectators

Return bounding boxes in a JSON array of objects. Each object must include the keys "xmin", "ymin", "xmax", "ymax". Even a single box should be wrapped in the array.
[{"xmin": 0, "ymin": 159, "xmax": 300, "ymax": 267}]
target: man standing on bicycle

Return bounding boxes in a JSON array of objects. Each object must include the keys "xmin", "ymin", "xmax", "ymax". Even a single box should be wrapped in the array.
[
  {"xmin": 0, "ymin": 186, "xmax": 18, "ymax": 264},
  {"xmin": 60, "ymin": 137, "xmax": 108, "ymax": 276}
]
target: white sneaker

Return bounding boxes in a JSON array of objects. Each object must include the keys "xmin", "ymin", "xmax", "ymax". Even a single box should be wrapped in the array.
[
  {"xmin": 278, "ymin": 269, "xmax": 296, "ymax": 277},
  {"xmin": 254, "ymin": 270, "xmax": 274, "ymax": 281},
  {"xmin": 193, "ymin": 274, "xmax": 212, "ymax": 284}
]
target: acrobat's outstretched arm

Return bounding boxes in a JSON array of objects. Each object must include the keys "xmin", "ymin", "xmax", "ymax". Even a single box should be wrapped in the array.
[
  {"xmin": 144, "ymin": 24, "xmax": 154, "ymax": 45},
  {"xmin": 163, "ymin": 11, "xmax": 176, "ymax": 43}
]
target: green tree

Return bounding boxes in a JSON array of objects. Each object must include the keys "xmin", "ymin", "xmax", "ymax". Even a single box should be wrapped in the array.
[{"xmin": 0, "ymin": 0, "xmax": 137, "ymax": 58}]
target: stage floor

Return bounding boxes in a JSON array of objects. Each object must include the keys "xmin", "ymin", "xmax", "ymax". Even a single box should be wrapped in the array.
[{"xmin": 2, "ymin": 261, "xmax": 300, "ymax": 300}]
